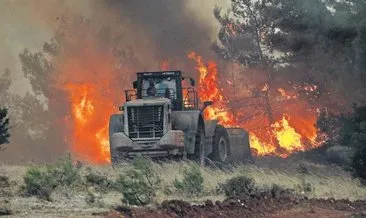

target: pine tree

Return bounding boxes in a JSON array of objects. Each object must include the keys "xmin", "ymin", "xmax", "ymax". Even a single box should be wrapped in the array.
[{"xmin": 0, "ymin": 107, "xmax": 10, "ymax": 148}]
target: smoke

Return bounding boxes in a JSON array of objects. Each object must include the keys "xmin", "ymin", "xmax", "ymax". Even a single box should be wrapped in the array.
[
  {"xmin": 0, "ymin": 0, "xmax": 230, "ymax": 163},
  {"xmin": 104, "ymin": 1, "xmax": 213, "ymax": 60},
  {"xmin": 97, "ymin": 0, "xmax": 232, "ymax": 76},
  {"xmin": 1, "ymin": 0, "xmax": 229, "ymax": 90}
]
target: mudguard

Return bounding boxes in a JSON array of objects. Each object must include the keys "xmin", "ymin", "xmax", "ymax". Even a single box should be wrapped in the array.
[{"xmin": 171, "ymin": 111, "xmax": 205, "ymax": 154}]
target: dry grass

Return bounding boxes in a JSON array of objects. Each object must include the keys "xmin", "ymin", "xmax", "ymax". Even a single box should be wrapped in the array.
[
  {"xmin": 79, "ymin": 159, "xmax": 366, "ymax": 203},
  {"xmin": 0, "ymin": 158, "xmax": 365, "ymax": 216}
]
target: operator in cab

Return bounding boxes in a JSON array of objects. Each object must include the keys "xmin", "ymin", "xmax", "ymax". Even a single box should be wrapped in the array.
[{"xmin": 146, "ymin": 78, "xmax": 157, "ymax": 96}]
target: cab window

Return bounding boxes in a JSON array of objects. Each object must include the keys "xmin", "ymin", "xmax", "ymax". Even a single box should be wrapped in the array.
[{"xmin": 141, "ymin": 77, "xmax": 177, "ymax": 99}]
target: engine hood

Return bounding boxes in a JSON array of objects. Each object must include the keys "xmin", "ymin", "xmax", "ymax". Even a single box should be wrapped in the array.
[{"xmin": 124, "ymin": 97, "xmax": 171, "ymax": 107}]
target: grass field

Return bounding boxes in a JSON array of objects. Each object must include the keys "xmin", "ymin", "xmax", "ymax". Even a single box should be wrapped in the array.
[{"xmin": 1, "ymin": 157, "xmax": 365, "ymax": 205}]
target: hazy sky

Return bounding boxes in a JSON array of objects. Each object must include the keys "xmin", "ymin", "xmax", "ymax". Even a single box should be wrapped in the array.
[{"xmin": 0, "ymin": 1, "xmax": 49, "ymax": 95}]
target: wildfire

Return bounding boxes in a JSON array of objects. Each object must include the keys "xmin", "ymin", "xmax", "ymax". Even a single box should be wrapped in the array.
[
  {"xmin": 278, "ymin": 88, "xmax": 297, "ymax": 100},
  {"xmin": 262, "ymin": 84, "xmax": 269, "ymax": 92},
  {"xmin": 249, "ymin": 134, "xmax": 276, "ymax": 156},
  {"xmin": 64, "ymin": 83, "xmax": 113, "ymax": 164},
  {"xmin": 62, "ymin": 44, "xmax": 320, "ymax": 164},
  {"xmin": 58, "ymin": 38, "xmax": 126, "ymax": 164},
  {"xmin": 272, "ymin": 115, "xmax": 304, "ymax": 153},
  {"xmin": 188, "ymin": 52, "xmax": 320, "ymax": 158},
  {"xmin": 188, "ymin": 52, "xmax": 237, "ymax": 126}
]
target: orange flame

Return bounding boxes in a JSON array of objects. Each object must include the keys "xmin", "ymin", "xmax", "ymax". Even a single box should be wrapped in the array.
[
  {"xmin": 188, "ymin": 51, "xmax": 320, "ymax": 158},
  {"xmin": 64, "ymin": 83, "xmax": 113, "ymax": 164},
  {"xmin": 278, "ymin": 88, "xmax": 297, "ymax": 100},
  {"xmin": 58, "ymin": 39, "xmax": 127, "ymax": 164},
  {"xmin": 272, "ymin": 115, "xmax": 304, "ymax": 153},
  {"xmin": 249, "ymin": 134, "xmax": 276, "ymax": 156},
  {"xmin": 188, "ymin": 51, "xmax": 237, "ymax": 126}
]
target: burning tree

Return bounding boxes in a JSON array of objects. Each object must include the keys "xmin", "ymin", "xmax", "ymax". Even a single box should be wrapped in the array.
[
  {"xmin": 188, "ymin": 51, "xmax": 319, "ymax": 157},
  {"xmin": 215, "ymin": 0, "xmax": 366, "ymax": 108},
  {"xmin": 212, "ymin": 0, "xmax": 320, "ymax": 156},
  {"xmin": 211, "ymin": 0, "xmax": 366, "ymax": 157}
]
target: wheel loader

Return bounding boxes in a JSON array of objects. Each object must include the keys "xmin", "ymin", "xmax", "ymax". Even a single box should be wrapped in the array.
[{"xmin": 109, "ymin": 71, "xmax": 253, "ymax": 165}]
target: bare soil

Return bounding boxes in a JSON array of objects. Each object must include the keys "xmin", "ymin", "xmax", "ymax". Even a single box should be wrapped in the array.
[{"xmin": 102, "ymin": 190, "xmax": 366, "ymax": 218}]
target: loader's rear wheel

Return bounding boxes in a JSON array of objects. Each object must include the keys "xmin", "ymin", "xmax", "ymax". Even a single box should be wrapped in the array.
[{"xmin": 212, "ymin": 125, "xmax": 231, "ymax": 163}]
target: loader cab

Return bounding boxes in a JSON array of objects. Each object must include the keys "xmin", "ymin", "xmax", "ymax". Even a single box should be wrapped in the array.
[{"xmin": 125, "ymin": 71, "xmax": 198, "ymax": 111}]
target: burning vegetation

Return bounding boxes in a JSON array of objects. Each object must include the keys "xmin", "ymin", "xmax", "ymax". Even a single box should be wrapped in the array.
[
  {"xmin": 65, "ymin": 83, "xmax": 113, "ymax": 164},
  {"xmin": 63, "ymin": 48, "xmax": 322, "ymax": 164},
  {"xmin": 188, "ymin": 52, "xmax": 320, "ymax": 158}
]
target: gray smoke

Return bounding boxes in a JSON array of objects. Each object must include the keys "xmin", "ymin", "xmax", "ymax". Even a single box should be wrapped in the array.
[
  {"xmin": 0, "ymin": 0, "xmax": 230, "ymax": 163},
  {"xmin": 107, "ymin": 1, "xmax": 213, "ymax": 57}
]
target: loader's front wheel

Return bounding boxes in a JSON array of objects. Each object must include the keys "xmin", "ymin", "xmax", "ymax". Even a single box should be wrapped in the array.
[
  {"xmin": 212, "ymin": 125, "xmax": 231, "ymax": 163},
  {"xmin": 110, "ymin": 149, "xmax": 126, "ymax": 166},
  {"xmin": 109, "ymin": 114, "xmax": 124, "ymax": 166},
  {"xmin": 187, "ymin": 126, "xmax": 205, "ymax": 166}
]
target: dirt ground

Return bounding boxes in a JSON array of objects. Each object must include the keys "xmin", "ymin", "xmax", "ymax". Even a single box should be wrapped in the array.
[
  {"xmin": 2, "ymin": 195, "xmax": 366, "ymax": 218},
  {"xmin": 102, "ymin": 191, "xmax": 366, "ymax": 218}
]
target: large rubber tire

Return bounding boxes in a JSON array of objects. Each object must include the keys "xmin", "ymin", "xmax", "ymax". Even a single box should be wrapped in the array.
[
  {"xmin": 109, "ymin": 114, "xmax": 124, "ymax": 165},
  {"xmin": 212, "ymin": 125, "xmax": 231, "ymax": 163}
]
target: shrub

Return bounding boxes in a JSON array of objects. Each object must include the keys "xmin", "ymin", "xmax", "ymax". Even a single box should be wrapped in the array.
[
  {"xmin": 326, "ymin": 146, "xmax": 355, "ymax": 168},
  {"xmin": 23, "ymin": 167, "xmax": 57, "ymax": 201},
  {"xmin": 269, "ymin": 184, "xmax": 296, "ymax": 199},
  {"xmin": 295, "ymin": 178, "xmax": 314, "ymax": 194},
  {"xmin": 173, "ymin": 164, "xmax": 204, "ymax": 197},
  {"xmin": 219, "ymin": 175, "xmax": 257, "ymax": 197},
  {"xmin": 23, "ymin": 155, "xmax": 81, "ymax": 201},
  {"xmin": 338, "ymin": 105, "xmax": 366, "ymax": 181},
  {"xmin": 85, "ymin": 188, "xmax": 104, "ymax": 207},
  {"xmin": 115, "ymin": 156, "xmax": 161, "ymax": 206},
  {"xmin": 85, "ymin": 170, "xmax": 115, "ymax": 192},
  {"xmin": 51, "ymin": 155, "xmax": 81, "ymax": 186},
  {"xmin": 0, "ymin": 208, "xmax": 12, "ymax": 216},
  {"xmin": 317, "ymin": 105, "xmax": 366, "ymax": 182},
  {"xmin": 351, "ymin": 145, "xmax": 366, "ymax": 184},
  {"xmin": 297, "ymin": 162, "xmax": 310, "ymax": 174},
  {"xmin": 0, "ymin": 175, "xmax": 10, "ymax": 188}
]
